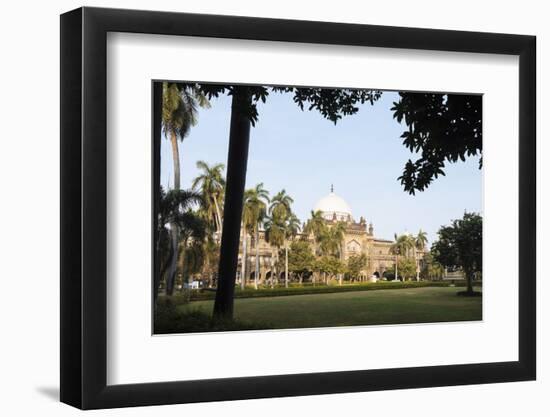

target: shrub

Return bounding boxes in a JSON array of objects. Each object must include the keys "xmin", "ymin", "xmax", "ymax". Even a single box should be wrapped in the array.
[
  {"xmin": 154, "ymin": 299, "xmax": 268, "ymax": 334},
  {"xmin": 161, "ymin": 280, "xmax": 469, "ymax": 304},
  {"xmin": 383, "ymin": 270, "xmax": 396, "ymax": 281}
]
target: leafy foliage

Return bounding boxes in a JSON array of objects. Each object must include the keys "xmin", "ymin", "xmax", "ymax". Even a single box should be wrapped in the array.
[
  {"xmin": 383, "ymin": 264, "xmax": 396, "ymax": 281},
  {"xmin": 192, "ymin": 160, "xmax": 225, "ymax": 233},
  {"xmin": 288, "ymin": 241, "xmax": 316, "ymax": 278},
  {"xmin": 432, "ymin": 212, "xmax": 482, "ymax": 294},
  {"xmin": 154, "ymin": 300, "xmax": 266, "ymax": 334},
  {"xmin": 391, "ymin": 233, "xmax": 416, "ymax": 258},
  {"xmin": 170, "ymin": 280, "xmax": 467, "ymax": 302},
  {"xmin": 161, "ymin": 83, "xmax": 201, "ymax": 141},
  {"xmin": 316, "ymin": 256, "xmax": 345, "ymax": 278},
  {"xmin": 391, "ymin": 93, "xmax": 482, "ymax": 194},
  {"xmin": 396, "ymin": 257, "xmax": 417, "ymax": 281},
  {"xmin": 156, "ymin": 187, "xmax": 207, "ymax": 297},
  {"xmin": 346, "ymin": 254, "xmax": 368, "ymax": 281},
  {"xmin": 177, "ymin": 83, "xmax": 382, "ymax": 126},
  {"xmin": 157, "ymin": 187, "xmax": 205, "ymax": 241}
]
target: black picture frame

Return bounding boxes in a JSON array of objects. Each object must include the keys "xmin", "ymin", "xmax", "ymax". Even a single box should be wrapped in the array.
[{"xmin": 60, "ymin": 6, "xmax": 536, "ymax": 410}]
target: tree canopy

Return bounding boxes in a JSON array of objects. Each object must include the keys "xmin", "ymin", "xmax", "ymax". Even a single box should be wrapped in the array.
[
  {"xmin": 432, "ymin": 212, "xmax": 482, "ymax": 294},
  {"xmin": 396, "ymin": 257, "xmax": 417, "ymax": 281},
  {"xmin": 177, "ymin": 83, "xmax": 382, "ymax": 126},
  {"xmin": 391, "ymin": 93, "xmax": 482, "ymax": 194},
  {"xmin": 288, "ymin": 241, "xmax": 315, "ymax": 279},
  {"xmin": 346, "ymin": 254, "xmax": 368, "ymax": 281}
]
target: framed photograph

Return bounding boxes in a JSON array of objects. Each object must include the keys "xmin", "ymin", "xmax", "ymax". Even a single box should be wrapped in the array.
[{"xmin": 60, "ymin": 6, "xmax": 536, "ymax": 409}]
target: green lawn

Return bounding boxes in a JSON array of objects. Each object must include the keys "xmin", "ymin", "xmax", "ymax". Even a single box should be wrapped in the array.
[{"xmin": 178, "ymin": 286, "xmax": 482, "ymax": 330}]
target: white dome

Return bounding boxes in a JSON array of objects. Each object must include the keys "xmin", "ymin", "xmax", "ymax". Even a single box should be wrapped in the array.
[{"xmin": 314, "ymin": 188, "xmax": 353, "ymax": 221}]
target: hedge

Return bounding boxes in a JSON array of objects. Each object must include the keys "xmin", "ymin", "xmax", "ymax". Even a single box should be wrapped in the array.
[{"xmin": 161, "ymin": 280, "xmax": 479, "ymax": 304}]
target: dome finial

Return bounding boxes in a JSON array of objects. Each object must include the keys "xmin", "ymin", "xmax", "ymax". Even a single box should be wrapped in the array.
[{"xmin": 331, "ymin": 184, "xmax": 334, "ymax": 193}]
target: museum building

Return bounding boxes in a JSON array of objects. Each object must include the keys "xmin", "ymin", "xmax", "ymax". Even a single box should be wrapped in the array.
[{"xmin": 237, "ymin": 186, "xmax": 426, "ymax": 283}]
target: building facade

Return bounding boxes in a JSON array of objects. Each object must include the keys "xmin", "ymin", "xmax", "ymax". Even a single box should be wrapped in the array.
[{"xmin": 237, "ymin": 187, "xmax": 425, "ymax": 284}]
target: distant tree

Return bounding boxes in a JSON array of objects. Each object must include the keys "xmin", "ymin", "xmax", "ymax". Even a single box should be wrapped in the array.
[
  {"xmin": 162, "ymin": 83, "xmax": 209, "ymax": 190},
  {"xmin": 270, "ymin": 190, "xmax": 294, "ymax": 219},
  {"xmin": 288, "ymin": 241, "xmax": 315, "ymax": 284},
  {"xmin": 419, "ymin": 251, "xmax": 445, "ymax": 281},
  {"xmin": 346, "ymin": 254, "xmax": 368, "ymax": 282},
  {"xmin": 415, "ymin": 230, "xmax": 428, "ymax": 251},
  {"xmin": 267, "ymin": 190, "xmax": 296, "ymax": 288},
  {"xmin": 414, "ymin": 229, "xmax": 428, "ymax": 280},
  {"xmin": 382, "ymin": 263, "xmax": 396, "ymax": 281},
  {"xmin": 432, "ymin": 212, "xmax": 482, "ymax": 295},
  {"xmin": 200, "ymin": 238, "xmax": 220, "ymax": 287},
  {"xmin": 283, "ymin": 213, "xmax": 301, "ymax": 288},
  {"xmin": 180, "ymin": 241, "xmax": 205, "ymax": 285},
  {"xmin": 156, "ymin": 187, "xmax": 205, "ymax": 300},
  {"xmin": 317, "ymin": 221, "xmax": 347, "ymax": 285},
  {"xmin": 264, "ymin": 214, "xmax": 285, "ymax": 288},
  {"xmin": 396, "ymin": 257, "xmax": 417, "ymax": 281},
  {"xmin": 391, "ymin": 93, "xmax": 482, "ymax": 194},
  {"xmin": 304, "ymin": 210, "xmax": 326, "ymax": 237},
  {"xmin": 390, "ymin": 233, "xmax": 415, "ymax": 280},
  {"xmin": 316, "ymin": 256, "xmax": 345, "ymax": 284},
  {"xmin": 192, "ymin": 161, "xmax": 225, "ymax": 234},
  {"xmin": 242, "ymin": 183, "xmax": 269, "ymax": 289},
  {"xmin": 427, "ymin": 262, "xmax": 445, "ymax": 280},
  {"xmin": 161, "ymin": 84, "xmax": 209, "ymax": 301}
]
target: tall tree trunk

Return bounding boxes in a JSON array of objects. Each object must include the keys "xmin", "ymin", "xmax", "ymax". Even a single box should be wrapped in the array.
[
  {"xmin": 214, "ymin": 197, "xmax": 223, "ymax": 235},
  {"xmin": 213, "ymin": 87, "xmax": 252, "ymax": 320},
  {"xmin": 395, "ymin": 254, "xmax": 398, "ymax": 281},
  {"xmin": 166, "ymin": 228, "xmax": 178, "ymax": 295},
  {"xmin": 339, "ymin": 244, "xmax": 343, "ymax": 286},
  {"xmin": 166, "ymin": 131, "xmax": 181, "ymax": 296},
  {"xmin": 415, "ymin": 249, "xmax": 420, "ymax": 281},
  {"xmin": 169, "ymin": 132, "xmax": 181, "ymax": 190},
  {"xmin": 155, "ymin": 239, "xmax": 173, "ymax": 303},
  {"xmin": 273, "ymin": 250, "xmax": 280, "ymax": 287},
  {"xmin": 285, "ymin": 242, "xmax": 289, "ymax": 288},
  {"xmin": 241, "ymin": 226, "xmax": 247, "ymax": 290},
  {"xmin": 270, "ymin": 250, "xmax": 275, "ymax": 289},
  {"xmin": 466, "ymin": 269, "xmax": 474, "ymax": 294},
  {"xmin": 254, "ymin": 227, "xmax": 260, "ymax": 289}
]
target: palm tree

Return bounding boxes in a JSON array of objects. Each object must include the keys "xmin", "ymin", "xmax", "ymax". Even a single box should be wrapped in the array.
[
  {"xmin": 242, "ymin": 184, "xmax": 269, "ymax": 289},
  {"xmin": 390, "ymin": 233, "xmax": 415, "ymax": 281},
  {"xmin": 314, "ymin": 221, "xmax": 347, "ymax": 285},
  {"xmin": 328, "ymin": 222, "xmax": 347, "ymax": 285},
  {"xmin": 283, "ymin": 213, "xmax": 301, "ymax": 288},
  {"xmin": 268, "ymin": 190, "xmax": 296, "ymax": 288},
  {"xmin": 240, "ymin": 188, "xmax": 256, "ymax": 289},
  {"xmin": 269, "ymin": 190, "xmax": 293, "ymax": 220},
  {"xmin": 161, "ymin": 83, "xmax": 209, "ymax": 299},
  {"xmin": 304, "ymin": 210, "xmax": 327, "ymax": 284},
  {"xmin": 304, "ymin": 210, "xmax": 326, "ymax": 246},
  {"xmin": 156, "ymin": 187, "xmax": 205, "ymax": 300},
  {"xmin": 264, "ymin": 214, "xmax": 285, "ymax": 288},
  {"xmin": 414, "ymin": 229, "xmax": 428, "ymax": 280},
  {"xmin": 192, "ymin": 161, "xmax": 225, "ymax": 235},
  {"xmin": 199, "ymin": 236, "xmax": 220, "ymax": 288},
  {"xmin": 162, "ymin": 83, "xmax": 209, "ymax": 190}
]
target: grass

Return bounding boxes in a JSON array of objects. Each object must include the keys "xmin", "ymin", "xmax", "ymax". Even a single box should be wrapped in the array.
[{"xmin": 164, "ymin": 286, "xmax": 482, "ymax": 333}]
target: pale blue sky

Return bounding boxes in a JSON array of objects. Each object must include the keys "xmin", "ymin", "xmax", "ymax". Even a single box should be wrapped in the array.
[{"xmin": 160, "ymin": 89, "xmax": 482, "ymax": 245}]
